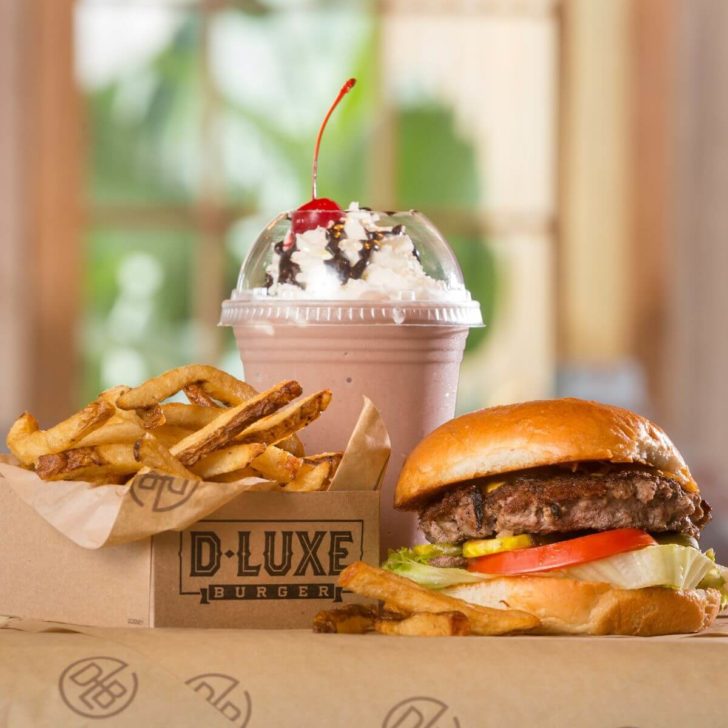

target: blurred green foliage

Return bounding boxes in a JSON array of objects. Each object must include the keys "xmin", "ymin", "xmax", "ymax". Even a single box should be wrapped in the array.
[
  {"xmin": 82, "ymin": 229, "xmax": 195, "ymax": 403},
  {"xmin": 396, "ymin": 105, "xmax": 495, "ymax": 351},
  {"xmin": 87, "ymin": 17, "xmax": 202, "ymax": 204},
  {"xmin": 396, "ymin": 105, "xmax": 480, "ymax": 210}
]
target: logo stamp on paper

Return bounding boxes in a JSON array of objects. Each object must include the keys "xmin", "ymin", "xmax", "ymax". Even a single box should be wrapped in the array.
[
  {"xmin": 59, "ymin": 656, "xmax": 138, "ymax": 719},
  {"xmin": 130, "ymin": 472, "xmax": 199, "ymax": 511},
  {"xmin": 382, "ymin": 696, "xmax": 460, "ymax": 728},
  {"xmin": 186, "ymin": 672, "xmax": 252, "ymax": 727}
]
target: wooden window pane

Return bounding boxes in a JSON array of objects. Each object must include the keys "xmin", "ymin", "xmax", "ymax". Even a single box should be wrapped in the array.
[
  {"xmin": 381, "ymin": 9, "xmax": 558, "ymax": 219},
  {"xmin": 380, "ymin": 8, "xmax": 558, "ymax": 406},
  {"xmin": 459, "ymin": 233, "xmax": 556, "ymax": 409}
]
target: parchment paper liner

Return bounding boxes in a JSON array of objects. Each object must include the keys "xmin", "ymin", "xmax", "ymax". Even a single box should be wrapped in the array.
[{"xmin": 0, "ymin": 397, "xmax": 389, "ymax": 549}]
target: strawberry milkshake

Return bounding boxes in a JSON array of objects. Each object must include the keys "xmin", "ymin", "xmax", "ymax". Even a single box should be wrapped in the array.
[{"xmin": 220, "ymin": 80, "xmax": 483, "ymax": 554}]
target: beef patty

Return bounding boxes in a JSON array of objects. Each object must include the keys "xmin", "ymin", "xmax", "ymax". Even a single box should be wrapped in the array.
[{"xmin": 418, "ymin": 465, "xmax": 711, "ymax": 544}]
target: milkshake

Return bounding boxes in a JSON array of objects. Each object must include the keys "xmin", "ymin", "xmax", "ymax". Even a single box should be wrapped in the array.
[
  {"xmin": 221, "ymin": 205, "xmax": 482, "ymax": 554},
  {"xmin": 220, "ymin": 78, "xmax": 482, "ymax": 554}
]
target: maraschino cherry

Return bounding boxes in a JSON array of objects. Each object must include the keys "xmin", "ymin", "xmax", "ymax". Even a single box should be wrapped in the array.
[{"xmin": 286, "ymin": 78, "xmax": 357, "ymax": 248}]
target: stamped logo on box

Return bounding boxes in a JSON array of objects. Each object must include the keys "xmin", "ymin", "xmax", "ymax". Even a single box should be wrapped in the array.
[
  {"xmin": 150, "ymin": 490, "xmax": 379, "ymax": 627},
  {"xmin": 179, "ymin": 518, "xmax": 364, "ymax": 604}
]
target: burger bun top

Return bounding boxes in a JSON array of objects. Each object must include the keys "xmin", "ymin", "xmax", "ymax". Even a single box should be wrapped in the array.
[{"xmin": 395, "ymin": 398, "xmax": 696, "ymax": 509}]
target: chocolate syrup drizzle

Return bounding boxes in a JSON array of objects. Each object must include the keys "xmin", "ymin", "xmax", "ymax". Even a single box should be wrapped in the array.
[
  {"xmin": 268, "ymin": 216, "xmax": 416, "ymax": 290},
  {"xmin": 273, "ymin": 239, "xmax": 302, "ymax": 287},
  {"xmin": 324, "ymin": 219, "xmax": 383, "ymax": 283}
]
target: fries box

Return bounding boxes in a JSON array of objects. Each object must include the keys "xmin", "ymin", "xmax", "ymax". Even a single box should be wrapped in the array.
[{"xmin": 0, "ymin": 401, "xmax": 387, "ymax": 629}]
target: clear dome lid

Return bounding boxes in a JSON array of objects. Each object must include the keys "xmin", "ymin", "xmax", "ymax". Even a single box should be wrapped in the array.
[{"xmin": 220, "ymin": 206, "xmax": 483, "ymax": 326}]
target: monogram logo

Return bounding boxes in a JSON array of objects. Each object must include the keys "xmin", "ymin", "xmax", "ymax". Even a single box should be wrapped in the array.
[
  {"xmin": 186, "ymin": 672, "xmax": 252, "ymax": 727},
  {"xmin": 130, "ymin": 472, "xmax": 199, "ymax": 511},
  {"xmin": 382, "ymin": 697, "xmax": 460, "ymax": 728},
  {"xmin": 59, "ymin": 656, "xmax": 138, "ymax": 719}
]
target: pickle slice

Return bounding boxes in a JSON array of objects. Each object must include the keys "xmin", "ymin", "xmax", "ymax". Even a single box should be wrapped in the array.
[
  {"xmin": 412, "ymin": 543, "xmax": 462, "ymax": 561},
  {"xmin": 462, "ymin": 534, "xmax": 535, "ymax": 559}
]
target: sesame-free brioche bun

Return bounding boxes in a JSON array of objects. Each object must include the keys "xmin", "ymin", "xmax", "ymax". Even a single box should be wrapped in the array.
[
  {"xmin": 443, "ymin": 577, "xmax": 720, "ymax": 635},
  {"xmin": 395, "ymin": 398, "xmax": 697, "ymax": 509}
]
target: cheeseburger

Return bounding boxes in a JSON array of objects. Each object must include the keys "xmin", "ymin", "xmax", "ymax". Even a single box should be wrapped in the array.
[{"xmin": 384, "ymin": 398, "xmax": 727, "ymax": 635}]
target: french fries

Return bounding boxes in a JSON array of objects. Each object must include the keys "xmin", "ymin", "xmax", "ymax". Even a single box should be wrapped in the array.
[
  {"xmin": 116, "ymin": 364, "xmax": 257, "ymax": 410},
  {"xmin": 374, "ymin": 611, "xmax": 471, "ymax": 637},
  {"xmin": 75, "ymin": 419, "xmax": 145, "ymax": 448},
  {"xmin": 313, "ymin": 604, "xmax": 378, "ymax": 634},
  {"xmin": 149, "ymin": 425, "xmax": 196, "ymax": 449},
  {"xmin": 35, "ymin": 444, "xmax": 139, "ymax": 481},
  {"xmin": 338, "ymin": 561, "xmax": 540, "ymax": 636},
  {"xmin": 160, "ymin": 403, "xmax": 222, "ymax": 429},
  {"xmin": 135, "ymin": 405, "xmax": 166, "ymax": 429},
  {"xmin": 170, "ymin": 381, "xmax": 303, "ymax": 466},
  {"xmin": 192, "ymin": 443, "xmax": 268, "ymax": 480},
  {"xmin": 283, "ymin": 456, "xmax": 339, "ymax": 493},
  {"xmin": 313, "ymin": 605, "xmax": 471, "ymax": 637},
  {"xmin": 177, "ymin": 375, "xmax": 303, "ymax": 457},
  {"xmin": 209, "ymin": 471, "xmax": 280, "ymax": 488},
  {"xmin": 249, "ymin": 445, "xmax": 302, "ymax": 483},
  {"xmin": 7, "ymin": 398, "xmax": 115, "ymax": 466},
  {"xmin": 134, "ymin": 434, "xmax": 199, "ymax": 481},
  {"xmin": 189, "ymin": 374, "xmax": 257, "ymax": 407},
  {"xmin": 5, "ymin": 365, "xmax": 340, "ymax": 494},
  {"xmin": 184, "ymin": 382, "xmax": 218, "ymax": 408},
  {"xmin": 236, "ymin": 390, "xmax": 332, "ymax": 446}
]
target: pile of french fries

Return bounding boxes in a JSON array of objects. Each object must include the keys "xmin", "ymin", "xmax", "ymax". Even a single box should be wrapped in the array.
[
  {"xmin": 6, "ymin": 365, "xmax": 341, "ymax": 491},
  {"xmin": 314, "ymin": 561, "xmax": 540, "ymax": 637}
]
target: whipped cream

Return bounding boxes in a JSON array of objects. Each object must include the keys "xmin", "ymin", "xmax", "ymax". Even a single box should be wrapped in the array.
[{"xmin": 265, "ymin": 203, "xmax": 452, "ymax": 301}]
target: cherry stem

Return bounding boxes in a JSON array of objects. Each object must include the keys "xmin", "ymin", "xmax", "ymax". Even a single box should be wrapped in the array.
[{"xmin": 311, "ymin": 78, "xmax": 356, "ymax": 201}]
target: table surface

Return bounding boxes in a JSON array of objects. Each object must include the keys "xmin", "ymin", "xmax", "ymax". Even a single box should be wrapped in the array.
[{"xmin": 2, "ymin": 616, "xmax": 727, "ymax": 727}]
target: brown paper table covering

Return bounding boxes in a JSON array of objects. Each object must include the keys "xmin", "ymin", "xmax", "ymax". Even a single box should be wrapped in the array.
[{"xmin": 1, "ymin": 616, "xmax": 727, "ymax": 727}]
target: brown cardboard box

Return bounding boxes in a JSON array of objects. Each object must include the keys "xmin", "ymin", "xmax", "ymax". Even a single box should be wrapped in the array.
[
  {"xmin": 0, "ymin": 484, "xmax": 378, "ymax": 628},
  {"xmin": 0, "ymin": 400, "xmax": 386, "ymax": 629}
]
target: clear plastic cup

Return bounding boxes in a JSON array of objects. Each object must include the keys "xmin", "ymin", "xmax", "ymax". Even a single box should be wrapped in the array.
[{"xmin": 220, "ymin": 207, "xmax": 483, "ymax": 555}]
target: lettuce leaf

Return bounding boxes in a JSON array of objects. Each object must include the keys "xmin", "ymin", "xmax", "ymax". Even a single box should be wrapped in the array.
[
  {"xmin": 697, "ymin": 549, "xmax": 728, "ymax": 608},
  {"xmin": 561, "ymin": 545, "xmax": 718, "ymax": 591},
  {"xmin": 383, "ymin": 543, "xmax": 728, "ymax": 605},
  {"xmin": 382, "ymin": 547, "xmax": 485, "ymax": 589}
]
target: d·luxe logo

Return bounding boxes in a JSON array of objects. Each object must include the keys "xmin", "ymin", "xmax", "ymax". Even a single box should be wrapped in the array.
[
  {"xmin": 178, "ymin": 519, "xmax": 363, "ymax": 604},
  {"xmin": 382, "ymin": 696, "xmax": 460, "ymax": 728},
  {"xmin": 58, "ymin": 656, "xmax": 138, "ymax": 719},
  {"xmin": 186, "ymin": 672, "xmax": 252, "ymax": 727},
  {"xmin": 130, "ymin": 472, "xmax": 199, "ymax": 511}
]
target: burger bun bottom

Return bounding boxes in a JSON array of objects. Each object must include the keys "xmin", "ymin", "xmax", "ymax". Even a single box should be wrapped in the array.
[{"xmin": 443, "ymin": 577, "xmax": 721, "ymax": 635}]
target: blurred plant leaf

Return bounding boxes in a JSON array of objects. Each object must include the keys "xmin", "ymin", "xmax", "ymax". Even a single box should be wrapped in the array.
[
  {"xmin": 87, "ymin": 15, "xmax": 202, "ymax": 203},
  {"xmin": 395, "ymin": 103, "xmax": 493, "ymax": 350},
  {"xmin": 396, "ymin": 105, "xmax": 480, "ymax": 210}
]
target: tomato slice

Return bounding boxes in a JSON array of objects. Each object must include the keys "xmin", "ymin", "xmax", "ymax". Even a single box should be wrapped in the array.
[{"xmin": 467, "ymin": 528, "xmax": 656, "ymax": 575}]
